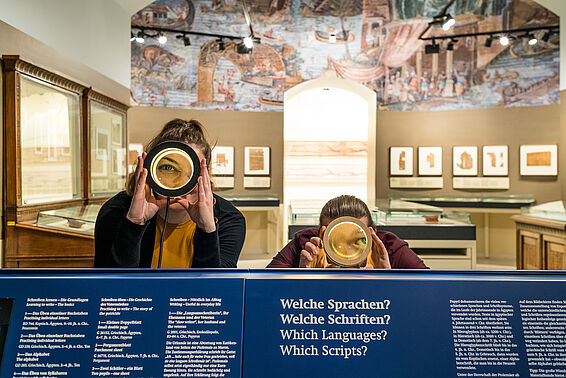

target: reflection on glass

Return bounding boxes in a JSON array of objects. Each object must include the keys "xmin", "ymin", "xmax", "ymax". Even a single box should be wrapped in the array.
[
  {"xmin": 90, "ymin": 101, "xmax": 127, "ymax": 196},
  {"xmin": 151, "ymin": 149, "xmax": 193, "ymax": 190},
  {"xmin": 20, "ymin": 75, "xmax": 81, "ymax": 204},
  {"xmin": 327, "ymin": 221, "xmax": 367, "ymax": 261}
]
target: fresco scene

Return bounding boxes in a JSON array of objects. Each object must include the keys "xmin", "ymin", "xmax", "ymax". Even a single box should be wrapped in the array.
[{"xmin": 131, "ymin": 0, "xmax": 560, "ymax": 112}]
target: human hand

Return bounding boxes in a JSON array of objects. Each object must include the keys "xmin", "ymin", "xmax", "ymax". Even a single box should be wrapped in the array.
[
  {"xmin": 126, "ymin": 153, "xmax": 166, "ymax": 225},
  {"xmin": 299, "ymin": 227, "xmax": 332, "ymax": 268},
  {"xmin": 174, "ymin": 158, "xmax": 216, "ymax": 233},
  {"xmin": 365, "ymin": 228, "xmax": 391, "ymax": 269}
]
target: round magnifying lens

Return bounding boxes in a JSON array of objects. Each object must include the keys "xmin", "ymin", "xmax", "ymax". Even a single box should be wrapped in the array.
[
  {"xmin": 323, "ymin": 216, "xmax": 372, "ymax": 267},
  {"xmin": 143, "ymin": 141, "xmax": 201, "ymax": 198}
]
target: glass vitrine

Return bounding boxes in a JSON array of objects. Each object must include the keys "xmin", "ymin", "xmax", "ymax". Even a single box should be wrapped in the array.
[{"xmin": 90, "ymin": 100, "xmax": 127, "ymax": 197}]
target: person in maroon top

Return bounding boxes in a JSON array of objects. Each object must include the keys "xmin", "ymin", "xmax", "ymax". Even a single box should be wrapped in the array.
[{"xmin": 267, "ymin": 195, "xmax": 428, "ymax": 269}]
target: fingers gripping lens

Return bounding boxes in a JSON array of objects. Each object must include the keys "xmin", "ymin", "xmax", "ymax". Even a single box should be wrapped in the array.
[
  {"xmin": 323, "ymin": 216, "xmax": 372, "ymax": 267},
  {"xmin": 143, "ymin": 141, "xmax": 201, "ymax": 197}
]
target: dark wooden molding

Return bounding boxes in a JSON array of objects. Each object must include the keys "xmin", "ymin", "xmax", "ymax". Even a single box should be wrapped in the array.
[
  {"xmin": 86, "ymin": 88, "xmax": 129, "ymax": 112},
  {"xmin": 2, "ymin": 55, "xmax": 86, "ymax": 94}
]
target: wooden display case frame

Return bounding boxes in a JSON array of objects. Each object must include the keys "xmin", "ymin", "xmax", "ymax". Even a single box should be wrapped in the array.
[{"xmin": 2, "ymin": 55, "xmax": 128, "ymax": 267}]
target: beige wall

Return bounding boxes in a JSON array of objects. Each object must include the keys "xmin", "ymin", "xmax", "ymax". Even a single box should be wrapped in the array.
[
  {"xmin": 128, "ymin": 107, "xmax": 284, "ymax": 198},
  {"xmin": 129, "ymin": 101, "xmax": 562, "ymax": 205},
  {"xmin": 377, "ymin": 104, "xmax": 562, "ymax": 204}
]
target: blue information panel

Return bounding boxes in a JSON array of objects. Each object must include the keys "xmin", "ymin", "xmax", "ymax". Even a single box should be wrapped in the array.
[
  {"xmin": 0, "ymin": 270, "xmax": 565, "ymax": 378},
  {"xmin": 0, "ymin": 270, "xmax": 246, "ymax": 378},
  {"xmin": 242, "ymin": 270, "xmax": 566, "ymax": 378}
]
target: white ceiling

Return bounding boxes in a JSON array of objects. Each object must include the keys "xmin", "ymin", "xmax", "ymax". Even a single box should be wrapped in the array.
[{"xmin": 113, "ymin": 0, "xmax": 154, "ymax": 16}]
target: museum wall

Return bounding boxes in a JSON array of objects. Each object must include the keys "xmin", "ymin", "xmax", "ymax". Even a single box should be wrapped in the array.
[
  {"xmin": 128, "ymin": 107, "xmax": 284, "ymax": 198},
  {"xmin": 0, "ymin": 0, "xmax": 133, "ymax": 87},
  {"xmin": 377, "ymin": 103, "xmax": 562, "ymax": 204}
]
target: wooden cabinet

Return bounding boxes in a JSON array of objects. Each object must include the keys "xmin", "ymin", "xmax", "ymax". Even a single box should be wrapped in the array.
[
  {"xmin": 1, "ymin": 55, "xmax": 127, "ymax": 268},
  {"xmin": 512, "ymin": 215, "xmax": 566, "ymax": 270}
]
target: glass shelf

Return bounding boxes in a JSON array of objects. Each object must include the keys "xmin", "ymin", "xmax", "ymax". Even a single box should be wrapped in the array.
[
  {"xmin": 289, "ymin": 199, "xmax": 471, "ymax": 226},
  {"xmin": 36, "ymin": 204, "xmax": 101, "ymax": 235},
  {"xmin": 390, "ymin": 193, "xmax": 535, "ymax": 209},
  {"xmin": 520, "ymin": 200, "xmax": 566, "ymax": 222}
]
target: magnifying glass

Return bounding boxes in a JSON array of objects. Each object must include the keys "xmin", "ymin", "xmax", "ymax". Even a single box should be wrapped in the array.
[
  {"xmin": 323, "ymin": 216, "xmax": 372, "ymax": 268},
  {"xmin": 143, "ymin": 141, "xmax": 201, "ymax": 198}
]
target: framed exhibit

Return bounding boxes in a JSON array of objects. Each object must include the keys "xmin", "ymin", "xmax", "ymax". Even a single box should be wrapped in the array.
[
  {"xmin": 482, "ymin": 145, "xmax": 508, "ymax": 176},
  {"xmin": 111, "ymin": 118, "xmax": 122, "ymax": 145},
  {"xmin": 111, "ymin": 148, "xmax": 127, "ymax": 176},
  {"xmin": 95, "ymin": 128, "xmax": 110, "ymax": 161},
  {"xmin": 389, "ymin": 147, "xmax": 413, "ymax": 176},
  {"xmin": 128, "ymin": 143, "xmax": 144, "ymax": 174},
  {"xmin": 453, "ymin": 146, "xmax": 478, "ymax": 176},
  {"xmin": 212, "ymin": 146, "xmax": 235, "ymax": 176},
  {"xmin": 244, "ymin": 146, "xmax": 270, "ymax": 176},
  {"xmin": 418, "ymin": 147, "xmax": 442, "ymax": 176},
  {"xmin": 520, "ymin": 145, "xmax": 558, "ymax": 176}
]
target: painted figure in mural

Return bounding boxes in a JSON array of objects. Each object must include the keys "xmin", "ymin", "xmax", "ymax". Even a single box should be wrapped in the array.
[
  {"xmin": 94, "ymin": 119, "xmax": 246, "ymax": 268},
  {"xmin": 266, "ymin": 195, "xmax": 427, "ymax": 269},
  {"xmin": 420, "ymin": 72, "xmax": 429, "ymax": 100}
]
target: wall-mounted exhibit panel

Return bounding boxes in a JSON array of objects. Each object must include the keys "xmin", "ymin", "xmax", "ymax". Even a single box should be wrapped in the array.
[{"xmin": 0, "ymin": 270, "xmax": 565, "ymax": 377}]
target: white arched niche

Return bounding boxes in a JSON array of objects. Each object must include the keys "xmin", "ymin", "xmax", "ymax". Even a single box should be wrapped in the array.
[{"xmin": 283, "ymin": 73, "xmax": 376, "ymax": 214}]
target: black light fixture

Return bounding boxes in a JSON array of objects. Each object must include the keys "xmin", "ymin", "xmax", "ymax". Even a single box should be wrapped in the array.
[
  {"xmin": 135, "ymin": 31, "xmax": 145, "ymax": 44},
  {"xmin": 425, "ymin": 40, "xmax": 440, "ymax": 54},
  {"xmin": 216, "ymin": 38, "xmax": 225, "ymax": 51},
  {"xmin": 447, "ymin": 38, "xmax": 457, "ymax": 51},
  {"xmin": 485, "ymin": 35, "xmax": 493, "ymax": 48},
  {"xmin": 131, "ymin": 0, "xmax": 259, "ymax": 54},
  {"xmin": 542, "ymin": 30, "xmax": 551, "ymax": 42}
]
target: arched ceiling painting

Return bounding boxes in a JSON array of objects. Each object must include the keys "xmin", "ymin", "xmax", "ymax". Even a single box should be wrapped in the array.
[{"xmin": 130, "ymin": 0, "xmax": 559, "ymax": 111}]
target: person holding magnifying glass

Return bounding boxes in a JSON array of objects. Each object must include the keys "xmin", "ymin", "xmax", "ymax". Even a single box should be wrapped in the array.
[
  {"xmin": 267, "ymin": 195, "xmax": 427, "ymax": 269},
  {"xmin": 94, "ymin": 119, "xmax": 246, "ymax": 268}
]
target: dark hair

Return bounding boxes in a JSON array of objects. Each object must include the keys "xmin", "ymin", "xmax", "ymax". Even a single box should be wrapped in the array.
[
  {"xmin": 126, "ymin": 118, "xmax": 212, "ymax": 195},
  {"xmin": 319, "ymin": 195, "xmax": 376, "ymax": 229}
]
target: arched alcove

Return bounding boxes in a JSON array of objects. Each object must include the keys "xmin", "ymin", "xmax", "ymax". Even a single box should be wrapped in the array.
[{"xmin": 283, "ymin": 73, "xmax": 376, "ymax": 212}]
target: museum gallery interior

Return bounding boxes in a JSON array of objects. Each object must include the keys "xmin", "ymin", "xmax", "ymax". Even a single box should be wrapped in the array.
[
  {"xmin": 1, "ymin": 1, "xmax": 566, "ymax": 377},
  {"xmin": 1, "ymin": 0, "xmax": 566, "ymax": 271}
]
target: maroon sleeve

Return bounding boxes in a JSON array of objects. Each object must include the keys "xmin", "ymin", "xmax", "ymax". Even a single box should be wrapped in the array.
[
  {"xmin": 266, "ymin": 228, "xmax": 318, "ymax": 268},
  {"xmin": 378, "ymin": 231, "xmax": 429, "ymax": 269}
]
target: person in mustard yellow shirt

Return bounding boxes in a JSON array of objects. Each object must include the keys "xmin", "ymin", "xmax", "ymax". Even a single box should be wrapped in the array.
[{"xmin": 94, "ymin": 119, "xmax": 246, "ymax": 268}]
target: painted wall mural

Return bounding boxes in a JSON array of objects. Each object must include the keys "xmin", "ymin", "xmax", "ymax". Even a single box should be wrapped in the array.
[{"xmin": 130, "ymin": 0, "xmax": 560, "ymax": 112}]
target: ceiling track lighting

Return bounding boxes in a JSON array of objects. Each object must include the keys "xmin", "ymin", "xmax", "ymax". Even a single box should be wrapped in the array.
[
  {"xmin": 419, "ymin": 24, "xmax": 558, "ymax": 53},
  {"xmin": 158, "ymin": 33, "xmax": 167, "ymax": 45}
]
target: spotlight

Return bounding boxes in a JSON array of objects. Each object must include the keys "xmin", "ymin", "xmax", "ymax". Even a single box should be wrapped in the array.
[
  {"xmin": 447, "ymin": 39, "xmax": 457, "ymax": 51},
  {"xmin": 216, "ymin": 38, "xmax": 225, "ymax": 51},
  {"xmin": 176, "ymin": 34, "xmax": 191, "ymax": 46},
  {"xmin": 243, "ymin": 36, "xmax": 254, "ymax": 49},
  {"xmin": 425, "ymin": 41, "xmax": 440, "ymax": 54},
  {"xmin": 485, "ymin": 36, "xmax": 493, "ymax": 48},
  {"xmin": 542, "ymin": 31, "xmax": 551, "ymax": 42},
  {"xmin": 158, "ymin": 33, "xmax": 167, "ymax": 44},
  {"xmin": 528, "ymin": 34, "xmax": 538, "ymax": 46},
  {"xmin": 237, "ymin": 41, "xmax": 252, "ymax": 54},
  {"xmin": 329, "ymin": 32, "xmax": 337, "ymax": 43},
  {"xmin": 442, "ymin": 15, "xmax": 455, "ymax": 31},
  {"xmin": 499, "ymin": 35, "xmax": 509, "ymax": 46},
  {"xmin": 135, "ymin": 31, "xmax": 145, "ymax": 44},
  {"xmin": 130, "ymin": 32, "xmax": 136, "ymax": 42}
]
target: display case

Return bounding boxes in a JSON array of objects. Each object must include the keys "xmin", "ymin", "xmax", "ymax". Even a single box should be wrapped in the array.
[
  {"xmin": 36, "ymin": 204, "xmax": 100, "ymax": 235},
  {"xmin": 288, "ymin": 199, "xmax": 476, "ymax": 269},
  {"xmin": 512, "ymin": 201, "xmax": 566, "ymax": 270},
  {"xmin": 391, "ymin": 193, "xmax": 535, "ymax": 210},
  {"xmin": 2, "ymin": 55, "xmax": 128, "ymax": 268}
]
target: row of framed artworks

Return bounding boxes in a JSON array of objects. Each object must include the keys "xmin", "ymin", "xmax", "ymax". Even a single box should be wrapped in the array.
[
  {"xmin": 390, "ymin": 145, "xmax": 558, "ymax": 177},
  {"xmin": 212, "ymin": 146, "xmax": 271, "ymax": 176}
]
